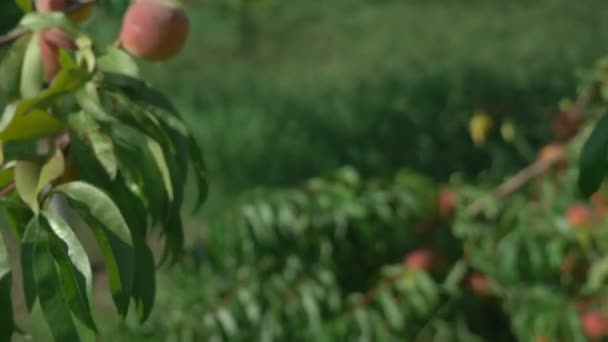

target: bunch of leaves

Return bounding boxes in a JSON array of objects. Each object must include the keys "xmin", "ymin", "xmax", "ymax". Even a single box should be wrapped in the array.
[
  {"xmin": 0, "ymin": 5, "xmax": 207, "ymax": 341},
  {"xmin": 112, "ymin": 148, "xmax": 608, "ymax": 341}
]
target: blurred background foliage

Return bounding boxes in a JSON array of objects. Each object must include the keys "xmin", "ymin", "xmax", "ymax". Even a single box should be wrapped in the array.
[{"xmin": 8, "ymin": 0, "xmax": 608, "ymax": 340}]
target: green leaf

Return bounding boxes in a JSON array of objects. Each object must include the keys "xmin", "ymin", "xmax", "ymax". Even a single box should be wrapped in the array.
[
  {"xmin": 132, "ymin": 242, "xmax": 156, "ymax": 323},
  {"xmin": 34, "ymin": 228, "xmax": 81, "ymax": 342},
  {"xmin": 75, "ymin": 84, "xmax": 115, "ymax": 123},
  {"xmin": 0, "ymin": 34, "xmax": 28, "ymax": 102},
  {"xmin": 37, "ymin": 148, "xmax": 65, "ymax": 192},
  {"xmin": 14, "ymin": 65, "xmax": 90, "ymax": 118},
  {"xmin": 15, "ymin": 0, "xmax": 33, "ymax": 13},
  {"xmin": 378, "ymin": 290, "xmax": 403, "ymax": 330},
  {"xmin": 146, "ymin": 137, "xmax": 173, "ymax": 201},
  {"xmin": 188, "ymin": 135, "xmax": 209, "ymax": 213},
  {"xmin": 579, "ymin": 115, "xmax": 608, "ymax": 197},
  {"xmin": 0, "ymin": 161, "xmax": 16, "ymax": 188},
  {"xmin": 15, "ymin": 149, "xmax": 65, "ymax": 214},
  {"xmin": 20, "ymin": 32, "xmax": 43, "ymax": 99},
  {"xmin": 42, "ymin": 209, "xmax": 97, "ymax": 332},
  {"xmin": 15, "ymin": 160, "xmax": 41, "ymax": 214},
  {"xmin": 0, "ymin": 230, "xmax": 14, "ymax": 342},
  {"xmin": 21, "ymin": 217, "xmax": 39, "ymax": 311},
  {"xmin": 0, "ymin": 104, "xmax": 64, "ymax": 143},
  {"xmin": 19, "ymin": 12, "xmax": 79, "ymax": 37},
  {"xmin": 54, "ymin": 181, "xmax": 134, "ymax": 317},
  {"xmin": 97, "ymin": 47, "xmax": 140, "ymax": 78},
  {"xmin": 68, "ymin": 111, "xmax": 117, "ymax": 179}
]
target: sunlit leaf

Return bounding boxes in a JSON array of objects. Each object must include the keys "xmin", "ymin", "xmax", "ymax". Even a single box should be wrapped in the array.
[
  {"xmin": 68, "ymin": 111, "xmax": 117, "ymax": 179},
  {"xmin": 97, "ymin": 47, "xmax": 139, "ymax": 78},
  {"xmin": 0, "ymin": 104, "xmax": 64, "ymax": 143},
  {"xmin": 0, "ymin": 34, "xmax": 28, "ymax": 102},
  {"xmin": 15, "ymin": 160, "xmax": 41, "ymax": 214},
  {"xmin": 37, "ymin": 148, "xmax": 65, "ymax": 192},
  {"xmin": 20, "ymin": 32, "xmax": 43, "ymax": 99}
]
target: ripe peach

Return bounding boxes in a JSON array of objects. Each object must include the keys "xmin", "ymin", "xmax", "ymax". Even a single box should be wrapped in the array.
[
  {"xmin": 468, "ymin": 272, "xmax": 492, "ymax": 297},
  {"xmin": 119, "ymin": 0, "xmax": 189, "ymax": 61},
  {"xmin": 38, "ymin": 28, "xmax": 77, "ymax": 82},
  {"xmin": 567, "ymin": 204, "xmax": 594, "ymax": 228},
  {"xmin": 438, "ymin": 189, "xmax": 457, "ymax": 218},
  {"xmin": 582, "ymin": 311, "xmax": 608, "ymax": 340},
  {"xmin": 404, "ymin": 249, "xmax": 435, "ymax": 271}
]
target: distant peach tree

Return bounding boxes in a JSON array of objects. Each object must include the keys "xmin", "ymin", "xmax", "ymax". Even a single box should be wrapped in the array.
[{"xmin": 0, "ymin": 0, "xmax": 207, "ymax": 340}]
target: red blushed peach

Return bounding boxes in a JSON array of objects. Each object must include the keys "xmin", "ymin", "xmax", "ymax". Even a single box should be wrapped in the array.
[
  {"xmin": 438, "ymin": 189, "xmax": 457, "ymax": 218},
  {"xmin": 39, "ymin": 28, "xmax": 77, "ymax": 82},
  {"xmin": 119, "ymin": 0, "xmax": 189, "ymax": 61},
  {"xmin": 468, "ymin": 272, "xmax": 492, "ymax": 297},
  {"xmin": 404, "ymin": 249, "xmax": 435, "ymax": 271},
  {"xmin": 582, "ymin": 311, "xmax": 608, "ymax": 340},
  {"xmin": 567, "ymin": 204, "xmax": 594, "ymax": 228}
]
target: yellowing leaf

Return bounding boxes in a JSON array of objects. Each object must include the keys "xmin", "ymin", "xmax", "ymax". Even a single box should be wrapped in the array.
[
  {"xmin": 469, "ymin": 110, "xmax": 493, "ymax": 146},
  {"xmin": 500, "ymin": 120, "xmax": 516, "ymax": 142}
]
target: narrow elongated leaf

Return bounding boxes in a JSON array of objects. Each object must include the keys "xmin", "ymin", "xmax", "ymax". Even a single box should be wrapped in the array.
[
  {"xmin": 15, "ymin": 160, "xmax": 41, "ymax": 214},
  {"xmin": 54, "ymin": 181, "xmax": 134, "ymax": 317},
  {"xmin": 188, "ymin": 135, "xmax": 209, "ymax": 212},
  {"xmin": 68, "ymin": 111, "xmax": 117, "ymax": 179},
  {"xmin": 132, "ymin": 242, "xmax": 155, "ymax": 322},
  {"xmin": 0, "ymin": 104, "xmax": 64, "ymax": 143},
  {"xmin": 75, "ymin": 86, "xmax": 115, "ymax": 123},
  {"xmin": 0, "ymin": 231, "xmax": 14, "ymax": 341},
  {"xmin": 37, "ymin": 148, "xmax": 65, "ymax": 192},
  {"xmin": 0, "ymin": 35, "xmax": 28, "ymax": 102},
  {"xmin": 21, "ymin": 217, "xmax": 39, "ymax": 311},
  {"xmin": 146, "ymin": 137, "xmax": 173, "ymax": 201},
  {"xmin": 579, "ymin": 115, "xmax": 608, "ymax": 197},
  {"xmin": 34, "ymin": 229, "xmax": 80, "ymax": 342},
  {"xmin": 43, "ymin": 210, "xmax": 97, "ymax": 332},
  {"xmin": 20, "ymin": 32, "xmax": 43, "ymax": 99}
]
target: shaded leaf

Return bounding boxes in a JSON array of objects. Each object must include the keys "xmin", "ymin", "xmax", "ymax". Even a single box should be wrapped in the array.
[
  {"xmin": 0, "ymin": 230, "xmax": 14, "ymax": 341},
  {"xmin": 21, "ymin": 217, "xmax": 39, "ymax": 311},
  {"xmin": 54, "ymin": 181, "xmax": 134, "ymax": 317},
  {"xmin": 34, "ymin": 228, "xmax": 80, "ymax": 342},
  {"xmin": 579, "ymin": 115, "xmax": 608, "ymax": 197},
  {"xmin": 132, "ymin": 242, "xmax": 156, "ymax": 322},
  {"xmin": 43, "ymin": 209, "xmax": 97, "ymax": 332},
  {"xmin": 68, "ymin": 111, "xmax": 117, "ymax": 179}
]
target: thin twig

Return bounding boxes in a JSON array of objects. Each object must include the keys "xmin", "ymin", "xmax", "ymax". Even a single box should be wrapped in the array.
[
  {"xmin": 0, "ymin": 182, "xmax": 16, "ymax": 197},
  {"xmin": 0, "ymin": 0, "xmax": 100, "ymax": 46},
  {"xmin": 465, "ymin": 86, "xmax": 595, "ymax": 218}
]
